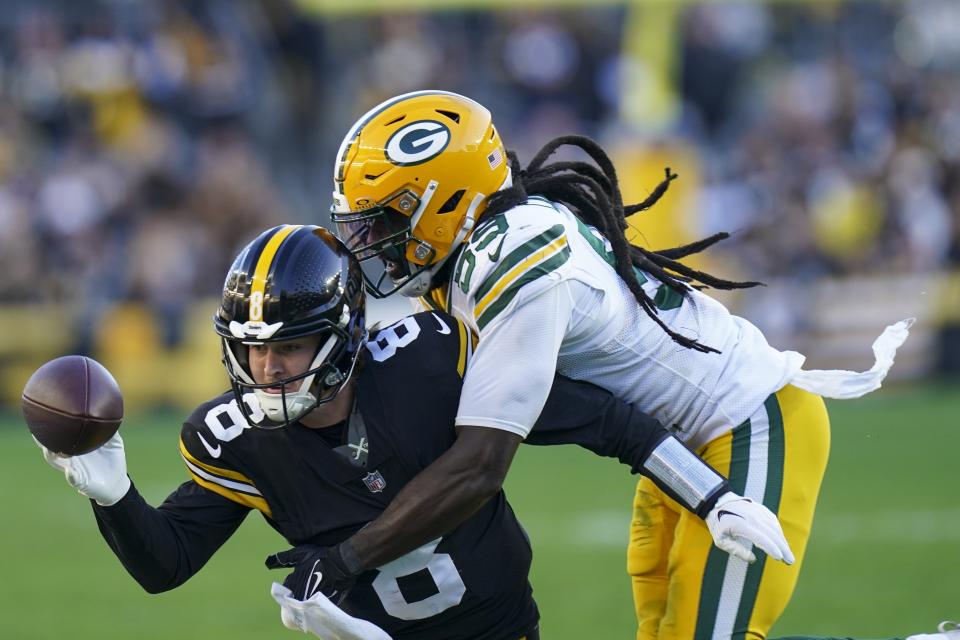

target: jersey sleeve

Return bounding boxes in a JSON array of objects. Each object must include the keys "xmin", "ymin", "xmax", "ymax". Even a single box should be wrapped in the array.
[
  {"xmin": 527, "ymin": 374, "xmax": 730, "ymax": 517},
  {"xmin": 92, "ymin": 479, "xmax": 249, "ymax": 593},
  {"xmin": 454, "ymin": 280, "xmax": 574, "ymax": 437},
  {"xmin": 448, "ymin": 206, "xmax": 578, "ymax": 437},
  {"xmin": 364, "ymin": 311, "xmax": 473, "ymax": 380},
  {"xmin": 527, "ymin": 374, "xmax": 667, "ymax": 463},
  {"xmin": 180, "ymin": 404, "xmax": 272, "ymax": 518},
  {"xmin": 449, "ymin": 204, "xmax": 573, "ymax": 335}
]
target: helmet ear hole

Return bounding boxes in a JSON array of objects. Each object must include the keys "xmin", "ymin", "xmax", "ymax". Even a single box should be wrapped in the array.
[
  {"xmin": 437, "ymin": 190, "xmax": 466, "ymax": 214},
  {"xmin": 435, "ymin": 109, "xmax": 461, "ymax": 124}
]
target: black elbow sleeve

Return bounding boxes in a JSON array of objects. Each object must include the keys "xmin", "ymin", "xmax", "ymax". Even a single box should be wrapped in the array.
[{"xmin": 528, "ymin": 375, "xmax": 731, "ymax": 519}]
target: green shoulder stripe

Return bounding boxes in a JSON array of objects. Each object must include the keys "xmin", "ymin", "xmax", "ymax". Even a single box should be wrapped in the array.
[
  {"xmin": 574, "ymin": 218, "xmax": 616, "ymax": 267},
  {"xmin": 476, "ymin": 244, "xmax": 571, "ymax": 330},
  {"xmin": 653, "ymin": 283, "xmax": 684, "ymax": 310},
  {"xmin": 474, "ymin": 224, "xmax": 565, "ymax": 302}
]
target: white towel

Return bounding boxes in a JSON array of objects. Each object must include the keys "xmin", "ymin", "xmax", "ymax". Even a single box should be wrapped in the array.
[
  {"xmin": 790, "ymin": 318, "xmax": 914, "ymax": 399},
  {"xmin": 271, "ymin": 583, "xmax": 392, "ymax": 640}
]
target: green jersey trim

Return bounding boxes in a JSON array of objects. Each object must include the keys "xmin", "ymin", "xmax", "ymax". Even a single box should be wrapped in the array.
[
  {"xmin": 474, "ymin": 224, "xmax": 565, "ymax": 302},
  {"xmin": 475, "ymin": 241, "xmax": 571, "ymax": 331}
]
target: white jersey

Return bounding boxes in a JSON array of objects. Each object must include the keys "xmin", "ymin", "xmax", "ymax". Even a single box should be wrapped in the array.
[{"xmin": 443, "ymin": 197, "xmax": 806, "ymax": 450}]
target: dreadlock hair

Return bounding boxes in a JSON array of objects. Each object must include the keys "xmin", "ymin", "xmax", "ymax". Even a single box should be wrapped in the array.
[{"xmin": 481, "ymin": 135, "xmax": 761, "ymax": 354}]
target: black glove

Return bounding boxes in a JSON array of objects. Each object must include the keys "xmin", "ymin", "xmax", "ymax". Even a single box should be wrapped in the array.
[{"xmin": 265, "ymin": 543, "xmax": 358, "ymax": 603}]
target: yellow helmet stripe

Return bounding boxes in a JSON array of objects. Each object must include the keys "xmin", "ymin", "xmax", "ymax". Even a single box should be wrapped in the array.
[{"xmin": 249, "ymin": 225, "xmax": 300, "ymax": 322}]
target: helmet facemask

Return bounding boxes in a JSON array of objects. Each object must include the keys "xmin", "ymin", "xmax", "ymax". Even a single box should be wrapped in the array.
[
  {"xmin": 333, "ymin": 184, "xmax": 446, "ymax": 299},
  {"xmin": 214, "ymin": 225, "xmax": 367, "ymax": 431},
  {"xmin": 220, "ymin": 318, "xmax": 360, "ymax": 430}
]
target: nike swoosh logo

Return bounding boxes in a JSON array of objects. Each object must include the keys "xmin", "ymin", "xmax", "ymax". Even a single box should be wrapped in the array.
[
  {"xmin": 197, "ymin": 433, "xmax": 222, "ymax": 458},
  {"xmin": 487, "ymin": 236, "xmax": 506, "ymax": 262},
  {"xmin": 307, "ymin": 569, "xmax": 324, "ymax": 598},
  {"xmin": 717, "ymin": 509, "xmax": 744, "ymax": 520},
  {"xmin": 431, "ymin": 312, "xmax": 451, "ymax": 335}
]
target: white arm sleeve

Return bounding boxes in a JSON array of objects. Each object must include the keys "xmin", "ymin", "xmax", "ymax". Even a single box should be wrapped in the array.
[{"xmin": 454, "ymin": 281, "xmax": 575, "ymax": 437}]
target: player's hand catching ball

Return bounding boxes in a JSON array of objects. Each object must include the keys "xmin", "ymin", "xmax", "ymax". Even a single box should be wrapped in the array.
[
  {"xmin": 705, "ymin": 492, "xmax": 795, "ymax": 565},
  {"xmin": 23, "ymin": 355, "xmax": 130, "ymax": 506},
  {"xmin": 37, "ymin": 432, "xmax": 130, "ymax": 506}
]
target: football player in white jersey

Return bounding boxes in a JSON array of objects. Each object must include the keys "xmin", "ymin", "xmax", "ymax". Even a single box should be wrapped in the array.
[{"xmin": 329, "ymin": 91, "xmax": 915, "ymax": 639}]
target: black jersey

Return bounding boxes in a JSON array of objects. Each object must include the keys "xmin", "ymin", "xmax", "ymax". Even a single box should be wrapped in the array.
[
  {"xmin": 179, "ymin": 311, "xmax": 536, "ymax": 639},
  {"xmin": 93, "ymin": 311, "xmax": 678, "ymax": 639}
]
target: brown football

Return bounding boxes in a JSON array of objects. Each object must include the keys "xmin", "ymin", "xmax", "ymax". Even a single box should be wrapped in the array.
[{"xmin": 21, "ymin": 355, "xmax": 124, "ymax": 456}]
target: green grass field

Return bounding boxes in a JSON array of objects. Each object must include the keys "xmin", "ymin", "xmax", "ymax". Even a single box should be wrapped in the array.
[{"xmin": 1, "ymin": 382, "xmax": 957, "ymax": 639}]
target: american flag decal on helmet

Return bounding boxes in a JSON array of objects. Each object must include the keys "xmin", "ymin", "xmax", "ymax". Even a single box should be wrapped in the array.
[
  {"xmin": 487, "ymin": 147, "xmax": 503, "ymax": 170},
  {"xmin": 362, "ymin": 470, "xmax": 387, "ymax": 493}
]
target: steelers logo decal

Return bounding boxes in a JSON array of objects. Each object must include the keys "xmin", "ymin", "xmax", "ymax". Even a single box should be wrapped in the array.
[{"xmin": 384, "ymin": 120, "xmax": 450, "ymax": 166}]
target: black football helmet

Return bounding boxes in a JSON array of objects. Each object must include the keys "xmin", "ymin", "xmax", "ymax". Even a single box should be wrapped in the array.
[{"xmin": 214, "ymin": 225, "xmax": 366, "ymax": 428}]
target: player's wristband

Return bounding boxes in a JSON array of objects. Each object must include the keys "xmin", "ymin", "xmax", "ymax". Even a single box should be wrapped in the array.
[{"xmin": 642, "ymin": 434, "xmax": 730, "ymax": 519}]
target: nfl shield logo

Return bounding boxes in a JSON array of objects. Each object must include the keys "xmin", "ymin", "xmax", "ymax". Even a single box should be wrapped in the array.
[{"xmin": 362, "ymin": 470, "xmax": 387, "ymax": 493}]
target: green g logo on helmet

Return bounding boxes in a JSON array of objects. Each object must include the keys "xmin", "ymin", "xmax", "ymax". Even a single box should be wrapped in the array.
[{"xmin": 385, "ymin": 120, "xmax": 451, "ymax": 166}]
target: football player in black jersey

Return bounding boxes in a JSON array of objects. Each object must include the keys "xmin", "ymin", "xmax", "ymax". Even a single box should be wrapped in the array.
[{"xmin": 35, "ymin": 226, "xmax": 789, "ymax": 639}]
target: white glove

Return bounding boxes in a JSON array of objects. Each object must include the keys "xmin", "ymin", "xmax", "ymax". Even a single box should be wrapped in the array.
[
  {"xmin": 705, "ymin": 491, "xmax": 795, "ymax": 565},
  {"xmin": 36, "ymin": 432, "xmax": 131, "ymax": 507},
  {"xmin": 271, "ymin": 583, "xmax": 392, "ymax": 640}
]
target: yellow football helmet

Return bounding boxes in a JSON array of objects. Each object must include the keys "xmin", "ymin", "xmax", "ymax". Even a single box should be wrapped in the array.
[{"xmin": 331, "ymin": 90, "xmax": 510, "ymax": 298}]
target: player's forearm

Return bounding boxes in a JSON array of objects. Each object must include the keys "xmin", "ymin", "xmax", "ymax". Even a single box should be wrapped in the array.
[
  {"xmin": 342, "ymin": 466, "xmax": 491, "ymax": 572},
  {"xmin": 92, "ymin": 483, "xmax": 194, "ymax": 593},
  {"xmin": 92, "ymin": 481, "xmax": 246, "ymax": 593},
  {"xmin": 526, "ymin": 374, "xmax": 666, "ymax": 464},
  {"xmin": 342, "ymin": 427, "xmax": 521, "ymax": 572},
  {"xmin": 527, "ymin": 374, "xmax": 729, "ymax": 518}
]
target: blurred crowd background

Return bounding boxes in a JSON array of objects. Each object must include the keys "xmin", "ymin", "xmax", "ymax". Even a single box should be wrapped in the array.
[{"xmin": 0, "ymin": 0, "xmax": 958, "ymax": 410}]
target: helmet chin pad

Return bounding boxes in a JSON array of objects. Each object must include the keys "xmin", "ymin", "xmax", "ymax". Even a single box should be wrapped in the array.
[{"xmin": 254, "ymin": 386, "xmax": 318, "ymax": 423}]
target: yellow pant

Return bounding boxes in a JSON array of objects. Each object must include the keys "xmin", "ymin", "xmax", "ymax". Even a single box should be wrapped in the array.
[{"xmin": 628, "ymin": 385, "xmax": 831, "ymax": 640}]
